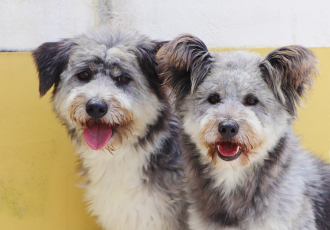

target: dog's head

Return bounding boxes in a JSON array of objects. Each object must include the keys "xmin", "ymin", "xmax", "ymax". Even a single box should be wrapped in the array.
[
  {"xmin": 157, "ymin": 34, "xmax": 318, "ymax": 169},
  {"xmin": 33, "ymin": 25, "xmax": 166, "ymax": 152}
]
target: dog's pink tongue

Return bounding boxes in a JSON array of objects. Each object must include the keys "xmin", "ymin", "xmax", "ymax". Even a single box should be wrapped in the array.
[
  {"xmin": 83, "ymin": 123, "xmax": 112, "ymax": 150},
  {"xmin": 218, "ymin": 143, "xmax": 240, "ymax": 157}
]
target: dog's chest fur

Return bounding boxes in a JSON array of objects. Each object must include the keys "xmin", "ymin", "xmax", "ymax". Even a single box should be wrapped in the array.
[
  {"xmin": 80, "ymin": 144, "xmax": 172, "ymax": 230},
  {"xmin": 184, "ymin": 133, "xmax": 322, "ymax": 230}
]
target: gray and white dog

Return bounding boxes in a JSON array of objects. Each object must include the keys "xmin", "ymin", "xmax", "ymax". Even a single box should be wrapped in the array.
[
  {"xmin": 157, "ymin": 34, "xmax": 330, "ymax": 230},
  {"xmin": 32, "ymin": 25, "xmax": 187, "ymax": 230}
]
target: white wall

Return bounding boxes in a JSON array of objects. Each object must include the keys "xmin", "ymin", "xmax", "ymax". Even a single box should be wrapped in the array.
[
  {"xmin": 110, "ymin": 0, "xmax": 330, "ymax": 48},
  {"xmin": 0, "ymin": 0, "xmax": 96, "ymax": 51},
  {"xmin": 1, "ymin": 0, "xmax": 330, "ymax": 51}
]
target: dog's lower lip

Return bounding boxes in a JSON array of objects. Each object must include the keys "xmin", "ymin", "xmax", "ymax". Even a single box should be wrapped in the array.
[{"xmin": 217, "ymin": 142, "xmax": 242, "ymax": 161}]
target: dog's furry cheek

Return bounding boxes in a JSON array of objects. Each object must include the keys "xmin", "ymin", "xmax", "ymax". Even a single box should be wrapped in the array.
[
  {"xmin": 130, "ymin": 93, "xmax": 163, "ymax": 135},
  {"xmin": 260, "ymin": 119, "xmax": 289, "ymax": 154},
  {"xmin": 52, "ymin": 89, "xmax": 74, "ymax": 121},
  {"xmin": 183, "ymin": 112, "xmax": 207, "ymax": 148},
  {"xmin": 182, "ymin": 111, "xmax": 220, "ymax": 165},
  {"xmin": 254, "ymin": 105, "xmax": 291, "ymax": 155},
  {"xmin": 53, "ymin": 86, "xmax": 86, "ymax": 120}
]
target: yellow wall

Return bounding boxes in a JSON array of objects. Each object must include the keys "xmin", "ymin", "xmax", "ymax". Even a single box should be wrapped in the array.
[
  {"xmin": 0, "ymin": 48, "xmax": 329, "ymax": 229},
  {"xmin": 0, "ymin": 53, "xmax": 101, "ymax": 230}
]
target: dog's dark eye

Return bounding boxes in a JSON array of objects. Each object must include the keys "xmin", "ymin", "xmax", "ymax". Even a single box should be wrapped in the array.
[
  {"xmin": 208, "ymin": 94, "xmax": 221, "ymax": 104},
  {"xmin": 116, "ymin": 75, "xmax": 131, "ymax": 84},
  {"xmin": 77, "ymin": 69, "xmax": 93, "ymax": 81},
  {"xmin": 245, "ymin": 95, "xmax": 258, "ymax": 106}
]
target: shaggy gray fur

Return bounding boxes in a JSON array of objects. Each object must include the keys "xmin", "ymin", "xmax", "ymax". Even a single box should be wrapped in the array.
[
  {"xmin": 157, "ymin": 34, "xmax": 329, "ymax": 230},
  {"xmin": 32, "ymin": 25, "xmax": 187, "ymax": 230}
]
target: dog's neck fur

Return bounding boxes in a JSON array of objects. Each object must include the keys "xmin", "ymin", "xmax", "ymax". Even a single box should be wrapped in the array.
[
  {"xmin": 183, "ymin": 129, "xmax": 296, "ymax": 228},
  {"xmin": 71, "ymin": 102, "xmax": 186, "ymax": 229}
]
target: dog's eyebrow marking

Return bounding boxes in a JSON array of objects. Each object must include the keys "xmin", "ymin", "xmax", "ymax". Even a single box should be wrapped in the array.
[
  {"xmin": 77, "ymin": 56, "xmax": 105, "ymax": 69},
  {"xmin": 92, "ymin": 55, "xmax": 105, "ymax": 65},
  {"xmin": 109, "ymin": 62, "xmax": 136, "ymax": 77},
  {"xmin": 110, "ymin": 64, "xmax": 123, "ymax": 77}
]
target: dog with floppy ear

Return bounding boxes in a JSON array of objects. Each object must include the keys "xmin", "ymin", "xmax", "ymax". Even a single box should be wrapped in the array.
[
  {"xmin": 32, "ymin": 25, "xmax": 188, "ymax": 230},
  {"xmin": 157, "ymin": 34, "xmax": 330, "ymax": 230}
]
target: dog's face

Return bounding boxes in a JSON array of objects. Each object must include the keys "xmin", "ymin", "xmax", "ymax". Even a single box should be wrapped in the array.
[
  {"xmin": 33, "ymin": 26, "xmax": 164, "ymax": 152},
  {"xmin": 157, "ymin": 35, "xmax": 318, "ymax": 170},
  {"xmin": 181, "ymin": 52, "xmax": 289, "ymax": 169}
]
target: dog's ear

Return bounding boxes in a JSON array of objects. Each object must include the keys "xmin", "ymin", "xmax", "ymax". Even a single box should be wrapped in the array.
[
  {"xmin": 32, "ymin": 40, "xmax": 75, "ymax": 97},
  {"xmin": 156, "ymin": 34, "xmax": 213, "ymax": 101},
  {"xmin": 260, "ymin": 45, "xmax": 318, "ymax": 116},
  {"xmin": 135, "ymin": 41, "xmax": 166, "ymax": 99}
]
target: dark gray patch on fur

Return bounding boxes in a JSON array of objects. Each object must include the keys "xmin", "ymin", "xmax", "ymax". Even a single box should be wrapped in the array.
[
  {"xmin": 135, "ymin": 107, "xmax": 169, "ymax": 150},
  {"xmin": 307, "ymin": 161, "xmax": 330, "ymax": 229},
  {"xmin": 157, "ymin": 34, "xmax": 213, "ymax": 106},
  {"xmin": 143, "ymin": 119, "xmax": 188, "ymax": 229},
  {"xmin": 32, "ymin": 40, "xmax": 76, "ymax": 96},
  {"xmin": 136, "ymin": 41, "xmax": 165, "ymax": 99},
  {"xmin": 260, "ymin": 46, "xmax": 318, "ymax": 116}
]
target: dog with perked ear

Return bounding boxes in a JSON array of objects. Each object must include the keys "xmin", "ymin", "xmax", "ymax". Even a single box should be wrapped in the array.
[
  {"xmin": 157, "ymin": 34, "xmax": 330, "ymax": 230},
  {"xmin": 32, "ymin": 25, "xmax": 187, "ymax": 230}
]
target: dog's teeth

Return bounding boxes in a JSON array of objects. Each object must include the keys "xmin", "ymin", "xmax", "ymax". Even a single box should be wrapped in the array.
[{"xmin": 236, "ymin": 146, "xmax": 240, "ymax": 153}]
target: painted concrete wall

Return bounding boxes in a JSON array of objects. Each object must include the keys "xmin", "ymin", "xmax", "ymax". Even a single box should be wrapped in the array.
[
  {"xmin": 1, "ymin": 0, "xmax": 330, "ymax": 229},
  {"xmin": 110, "ymin": 0, "xmax": 330, "ymax": 48},
  {"xmin": 1, "ymin": 0, "xmax": 330, "ymax": 51},
  {"xmin": 0, "ymin": 0, "xmax": 96, "ymax": 51},
  {"xmin": 0, "ymin": 53, "xmax": 102, "ymax": 229}
]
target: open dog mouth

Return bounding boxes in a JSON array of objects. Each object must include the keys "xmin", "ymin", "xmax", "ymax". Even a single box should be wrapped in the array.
[
  {"xmin": 83, "ymin": 122, "xmax": 115, "ymax": 150},
  {"xmin": 217, "ymin": 141, "xmax": 242, "ymax": 161}
]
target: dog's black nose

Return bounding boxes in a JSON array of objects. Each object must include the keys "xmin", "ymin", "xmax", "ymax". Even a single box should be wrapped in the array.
[
  {"xmin": 86, "ymin": 101, "xmax": 108, "ymax": 119},
  {"xmin": 218, "ymin": 121, "xmax": 239, "ymax": 139}
]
